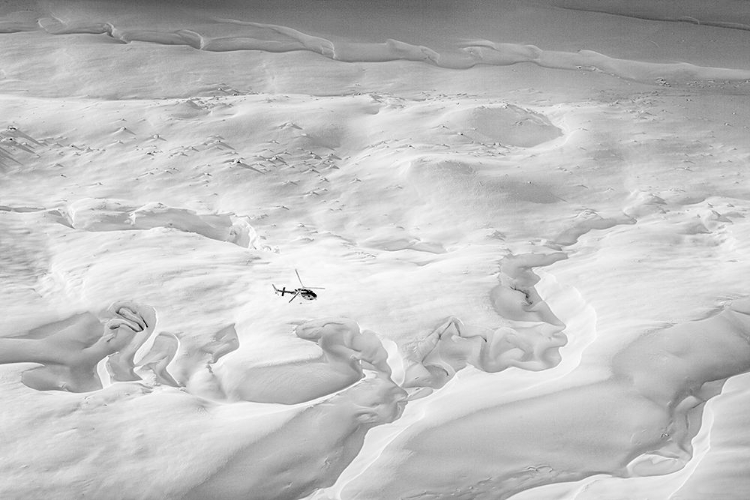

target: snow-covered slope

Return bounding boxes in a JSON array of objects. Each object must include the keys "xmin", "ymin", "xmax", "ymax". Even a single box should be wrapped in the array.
[{"xmin": 2, "ymin": 1, "xmax": 750, "ymax": 499}]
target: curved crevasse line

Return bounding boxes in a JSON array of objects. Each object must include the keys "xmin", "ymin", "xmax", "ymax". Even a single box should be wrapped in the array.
[
  {"xmin": 210, "ymin": 17, "xmax": 439, "ymax": 63},
  {"xmin": 178, "ymin": 318, "xmax": 396, "ymax": 406},
  {"xmin": 1, "ymin": 13, "xmax": 748, "ymax": 83},
  {"xmin": 210, "ymin": 17, "xmax": 335, "ymax": 56},
  {"xmin": 60, "ymin": 198, "xmax": 271, "ymax": 250},
  {"xmin": 554, "ymin": 2, "xmax": 750, "ymax": 33},
  {"xmin": 461, "ymin": 40, "xmax": 750, "ymax": 82},
  {"xmin": 320, "ymin": 262, "xmax": 594, "ymax": 500},
  {"xmin": 553, "ymin": 209, "xmax": 636, "ymax": 246},
  {"xmin": 341, "ymin": 298, "xmax": 750, "ymax": 500},
  {"xmin": 402, "ymin": 251, "xmax": 570, "ymax": 393},
  {"xmin": 0, "ymin": 301, "xmax": 162, "ymax": 392},
  {"xmin": 38, "ymin": 15, "xmax": 207, "ymax": 49},
  {"xmin": 36, "ymin": 16, "xmax": 116, "ymax": 37}
]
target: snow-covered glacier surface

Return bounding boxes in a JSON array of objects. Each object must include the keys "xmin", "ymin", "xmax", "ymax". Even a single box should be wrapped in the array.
[{"xmin": 2, "ymin": 1, "xmax": 750, "ymax": 499}]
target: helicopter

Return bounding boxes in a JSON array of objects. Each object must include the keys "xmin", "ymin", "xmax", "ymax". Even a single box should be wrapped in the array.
[{"xmin": 273, "ymin": 270, "xmax": 325, "ymax": 303}]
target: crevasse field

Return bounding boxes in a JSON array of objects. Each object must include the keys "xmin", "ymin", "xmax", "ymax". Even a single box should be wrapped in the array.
[{"xmin": 2, "ymin": 1, "xmax": 750, "ymax": 499}]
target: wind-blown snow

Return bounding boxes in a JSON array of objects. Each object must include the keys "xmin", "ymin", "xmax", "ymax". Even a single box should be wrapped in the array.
[{"xmin": 2, "ymin": 1, "xmax": 750, "ymax": 499}]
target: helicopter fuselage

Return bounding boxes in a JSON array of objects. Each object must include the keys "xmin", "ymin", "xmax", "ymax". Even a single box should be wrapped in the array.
[
  {"xmin": 297, "ymin": 288, "xmax": 317, "ymax": 300},
  {"xmin": 273, "ymin": 285, "xmax": 317, "ymax": 301}
]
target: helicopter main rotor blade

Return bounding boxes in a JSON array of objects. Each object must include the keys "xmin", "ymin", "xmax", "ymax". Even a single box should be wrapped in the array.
[
  {"xmin": 305, "ymin": 287, "xmax": 325, "ymax": 290},
  {"xmin": 295, "ymin": 269, "xmax": 305, "ymax": 287},
  {"xmin": 289, "ymin": 291, "xmax": 300, "ymax": 303}
]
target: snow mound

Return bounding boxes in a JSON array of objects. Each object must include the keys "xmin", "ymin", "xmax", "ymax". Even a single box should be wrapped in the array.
[{"xmin": 445, "ymin": 104, "xmax": 563, "ymax": 147}]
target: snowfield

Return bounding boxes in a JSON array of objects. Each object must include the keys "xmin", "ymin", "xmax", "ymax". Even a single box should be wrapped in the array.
[{"xmin": 2, "ymin": 1, "xmax": 750, "ymax": 499}]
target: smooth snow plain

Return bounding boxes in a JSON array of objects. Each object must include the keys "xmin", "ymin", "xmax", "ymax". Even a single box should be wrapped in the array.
[{"xmin": 2, "ymin": 1, "xmax": 750, "ymax": 499}]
